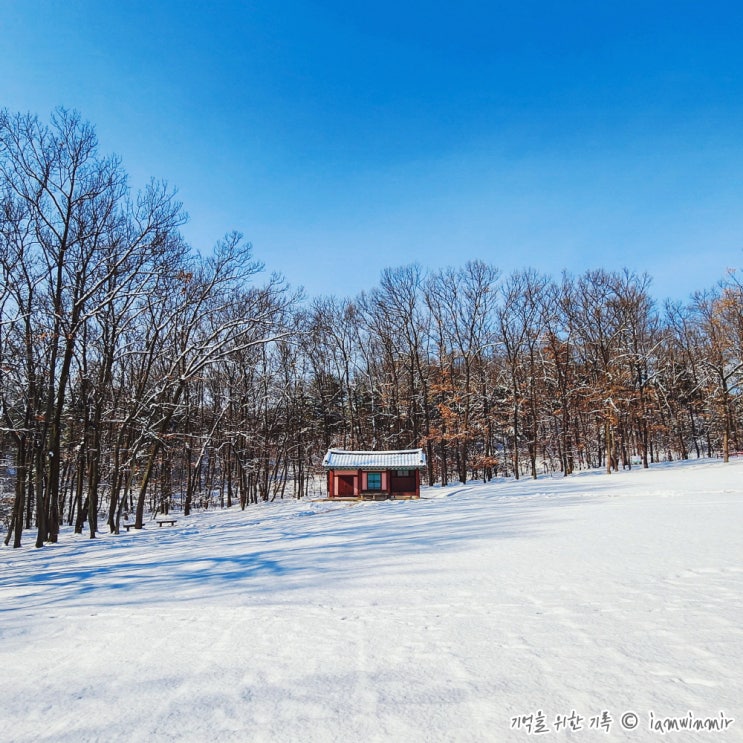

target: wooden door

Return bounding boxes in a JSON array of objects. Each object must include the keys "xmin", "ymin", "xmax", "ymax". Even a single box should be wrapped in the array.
[
  {"xmin": 336, "ymin": 474, "xmax": 356, "ymax": 496},
  {"xmin": 390, "ymin": 473, "xmax": 416, "ymax": 494}
]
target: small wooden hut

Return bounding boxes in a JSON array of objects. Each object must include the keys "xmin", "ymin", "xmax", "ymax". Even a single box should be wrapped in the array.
[{"xmin": 322, "ymin": 448, "xmax": 426, "ymax": 500}]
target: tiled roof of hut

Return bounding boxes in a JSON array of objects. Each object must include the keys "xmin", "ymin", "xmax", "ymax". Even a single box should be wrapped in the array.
[{"xmin": 322, "ymin": 449, "xmax": 426, "ymax": 470}]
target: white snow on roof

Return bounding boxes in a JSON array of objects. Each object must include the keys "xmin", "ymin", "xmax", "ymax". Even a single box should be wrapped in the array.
[{"xmin": 322, "ymin": 448, "xmax": 426, "ymax": 470}]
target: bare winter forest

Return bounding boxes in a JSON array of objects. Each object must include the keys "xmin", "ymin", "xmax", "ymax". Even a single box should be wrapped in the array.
[{"xmin": 2, "ymin": 110, "xmax": 742, "ymax": 548}]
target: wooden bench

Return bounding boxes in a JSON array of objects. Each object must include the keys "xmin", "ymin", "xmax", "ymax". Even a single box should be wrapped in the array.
[
  {"xmin": 156, "ymin": 519, "xmax": 177, "ymax": 527},
  {"xmin": 123, "ymin": 523, "xmax": 139, "ymax": 531}
]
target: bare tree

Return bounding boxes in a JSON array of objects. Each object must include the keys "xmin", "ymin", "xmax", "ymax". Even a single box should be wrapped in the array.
[
  {"xmin": 1, "ymin": 108, "xmax": 186, "ymax": 545},
  {"xmin": 496, "ymin": 269, "xmax": 549, "ymax": 479},
  {"xmin": 425, "ymin": 261, "xmax": 499, "ymax": 483},
  {"xmin": 689, "ymin": 287, "xmax": 743, "ymax": 461}
]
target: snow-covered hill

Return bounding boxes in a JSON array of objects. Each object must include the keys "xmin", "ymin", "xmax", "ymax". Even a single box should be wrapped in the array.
[{"xmin": 2, "ymin": 459, "xmax": 742, "ymax": 742}]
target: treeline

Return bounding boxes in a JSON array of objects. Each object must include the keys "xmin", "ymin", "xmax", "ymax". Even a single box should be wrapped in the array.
[
  {"xmin": 308, "ymin": 262, "xmax": 742, "ymax": 484},
  {"xmin": 1, "ymin": 110, "xmax": 742, "ymax": 548}
]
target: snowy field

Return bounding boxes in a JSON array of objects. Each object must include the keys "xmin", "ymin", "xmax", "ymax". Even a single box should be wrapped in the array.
[{"xmin": 2, "ymin": 459, "xmax": 742, "ymax": 743}]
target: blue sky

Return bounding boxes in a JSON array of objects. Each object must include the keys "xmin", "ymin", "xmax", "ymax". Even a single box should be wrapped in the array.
[{"xmin": 3, "ymin": 1, "xmax": 743, "ymax": 301}]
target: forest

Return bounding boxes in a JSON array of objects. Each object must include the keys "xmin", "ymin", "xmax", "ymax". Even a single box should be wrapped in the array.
[{"xmin": 2, "ymin": 109, "xmax": 742, "ymax": 548}]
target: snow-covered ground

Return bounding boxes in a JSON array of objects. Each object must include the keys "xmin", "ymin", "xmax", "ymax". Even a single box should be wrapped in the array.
[{"xmin": 2, "ymin": 459, "xmax": 742, "ymax": 742}]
